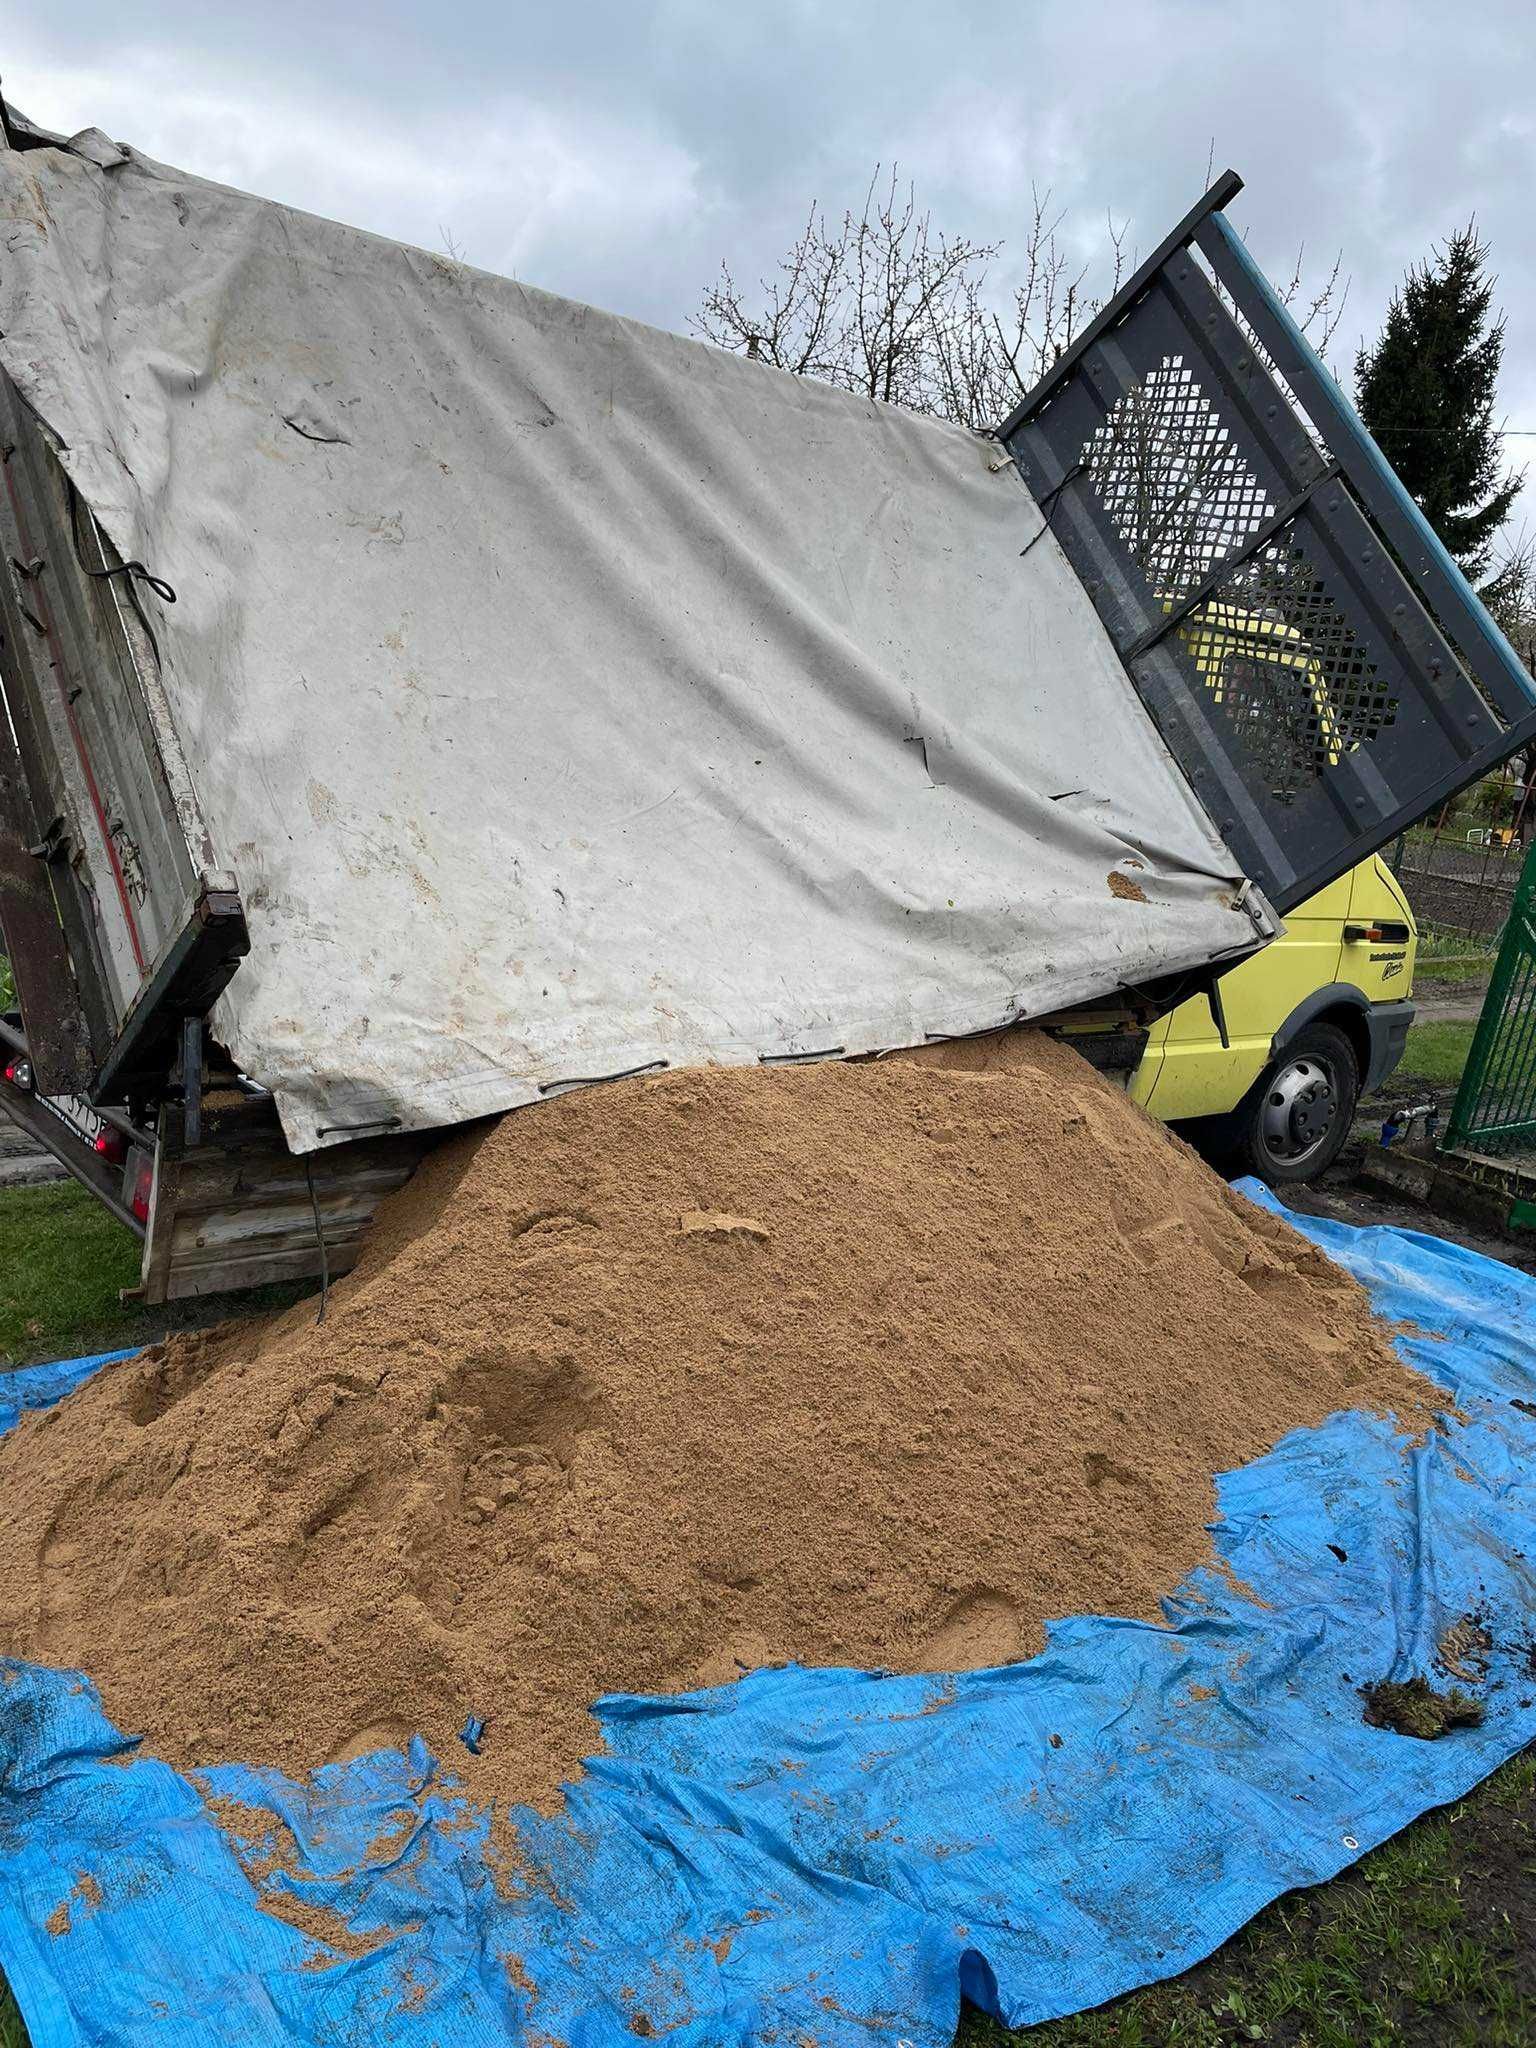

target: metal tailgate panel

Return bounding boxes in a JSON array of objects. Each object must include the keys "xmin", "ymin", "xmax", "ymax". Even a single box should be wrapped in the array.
[
  {"xmin": 1000, "ymin": 174, "xmax": 1536, "ymax": 917},
  {"xmin": 0, "ymin": 374, "xmax": 246, "ymax": 1098}
]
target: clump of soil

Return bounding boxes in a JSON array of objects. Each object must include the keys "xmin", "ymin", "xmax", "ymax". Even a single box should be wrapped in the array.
[
  {"xmin": 1361, "ymin": 1676, "xmax": 1486, "ymax": 1740},
  {"xmin": 0, "ymin": 1033, "xmax": 1429, "ymax": 1810}
]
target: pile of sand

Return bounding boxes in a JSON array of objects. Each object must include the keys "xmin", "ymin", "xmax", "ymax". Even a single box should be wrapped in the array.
[{"xmin": 0, "ymin": 1033, "xmax": 1426, "ymax": 1810}]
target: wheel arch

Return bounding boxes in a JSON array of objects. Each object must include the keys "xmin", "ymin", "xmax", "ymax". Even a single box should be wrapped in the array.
[{"xmin": 1269, "ymin": 985, "xmax": 1372, "ymax": 1083}]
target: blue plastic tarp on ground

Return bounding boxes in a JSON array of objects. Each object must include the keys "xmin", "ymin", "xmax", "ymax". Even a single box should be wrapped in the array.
[
  {"xmin": 0, "ymin": 1353, "xmax": 136, "ymax": 1438},
  {"xmin": 2, "ymin": 1191, "xmax": 1536, "ymax": 2045}
]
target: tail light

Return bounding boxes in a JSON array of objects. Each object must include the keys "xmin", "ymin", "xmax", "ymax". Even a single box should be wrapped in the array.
[
  {"xmin": 127, "ymin": 1149, "xmax": 154, "ymax": 1224},
  {"xmin": 94, "ymin": 1127, "xmax": 128, "ymax": 1166},
  {"xmin": 3, "ymin": 1057, "xmax": 31, "ymax": 1090}
]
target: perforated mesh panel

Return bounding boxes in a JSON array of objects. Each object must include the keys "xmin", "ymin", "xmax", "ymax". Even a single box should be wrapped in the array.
[
  {"xmin": 1082, "ymin": 357, "xmax": 1273, "ymax": 599},
  {"xmin": 1004, "ymin": 184, "xmax": 1536, "ymax": 914},
  {"xmin": 1191, "ymin": 544, "xmax": 1398, "ymax": 800},
  {"xmin": 1083, "ymin": 358, "xmax": 1398, "ymax": 803}
]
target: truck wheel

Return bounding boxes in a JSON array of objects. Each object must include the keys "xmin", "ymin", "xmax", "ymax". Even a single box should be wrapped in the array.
[{"xmin": 1233, "ymin": 1022, "xmax": 1359, "ymax": 1185}]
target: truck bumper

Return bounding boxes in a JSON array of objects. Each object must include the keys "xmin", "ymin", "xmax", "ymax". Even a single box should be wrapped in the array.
[{"xmin": 1363, "ymin": 999, "xmax": 1416, "ymax": 1096}]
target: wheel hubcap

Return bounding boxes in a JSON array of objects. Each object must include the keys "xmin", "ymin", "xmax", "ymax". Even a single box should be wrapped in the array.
[{"xmin": 1260, "ymin": 1054, "xmax": 1339, "ymax": 1165}]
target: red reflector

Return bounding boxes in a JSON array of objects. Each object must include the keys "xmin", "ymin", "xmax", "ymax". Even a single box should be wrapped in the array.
[
  {"xmin": 130, "ymin": 1155, "xmax": 154, "ymax": 1223},
  {"xmin": 2, "ymin": 1063, "xmax": 12, "ymax": 1083}
]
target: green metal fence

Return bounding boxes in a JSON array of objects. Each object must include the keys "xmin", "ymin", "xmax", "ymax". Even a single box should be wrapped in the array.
[{"xmin": 1448, "ymin": 841, "xmax": 1536, "ymax": 1156}]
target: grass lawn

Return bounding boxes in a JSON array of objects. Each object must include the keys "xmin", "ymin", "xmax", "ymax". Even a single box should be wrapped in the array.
[
  {"xmin": 0, "ymin": 1180, "xmax": 145, "ymax": 1366},
  {"xmin": 1412, "ymin": 955, "xmax": 1494, "ymax": 986},
  {"xmin": 1397, "ymin": 1021, "xmax": 1479, "ymax": 1089},
  {"xmin": 0, "ymin": 1181, "xmax": 313, "ymax": 1370}
]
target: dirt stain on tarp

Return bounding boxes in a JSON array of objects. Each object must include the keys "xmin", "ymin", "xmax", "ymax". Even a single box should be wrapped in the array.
[
  {"xmin": 42, "ymin": 1871, "xmax": 103, "ymax": 1938},
  {"xmin": 1439, "ymin": 1617, "xmax": 1492, "ymax": 1683},
  {"xmin": 198, "ymin": 1788, "xmax": 423, "ymax": 1966},
  {"xmin": 264, "ymin": 1892, "xmax": 421, "ymax": 1970},
  {"xmin": 200, "ymin": 1792, "xmax": 307, "ymax": 1883},
  {"xmin": 1107, "ymin": 870, "xmax": 1148, "ymax": 902}
]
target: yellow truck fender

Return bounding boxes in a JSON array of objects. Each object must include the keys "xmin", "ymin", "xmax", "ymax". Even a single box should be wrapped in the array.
[{"xmin": 1267, "ymin": 983, "xmax": 1415, "ymax": 1101}]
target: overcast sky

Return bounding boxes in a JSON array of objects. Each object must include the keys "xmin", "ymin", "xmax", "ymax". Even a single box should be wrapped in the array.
[{"xmin": 8, "ymin": 2, "xmax": 1536, "ymax": 533}]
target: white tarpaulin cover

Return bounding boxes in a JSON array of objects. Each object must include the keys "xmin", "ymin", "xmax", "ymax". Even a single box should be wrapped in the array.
[{"xmin": 0, "ymin": 130, "xmax": 1272, "ymax": 1150}]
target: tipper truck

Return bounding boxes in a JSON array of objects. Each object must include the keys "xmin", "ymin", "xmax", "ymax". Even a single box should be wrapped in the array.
[{"xmin": 1, "ymin": 116, "xmax": 1532, "ymax": 1301}]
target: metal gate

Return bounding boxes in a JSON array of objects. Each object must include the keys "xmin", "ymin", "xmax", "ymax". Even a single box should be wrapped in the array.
[
  {"xmin": 1000, "ymin": 172, "xmax": 1536, "ymax": 916},
  {"xmin": 1447, "ymin": 843, "xmax": 1536, "ymax": 1157}
]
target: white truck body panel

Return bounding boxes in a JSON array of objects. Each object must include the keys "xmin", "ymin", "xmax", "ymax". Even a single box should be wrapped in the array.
[{"xmin": 0, "ymin": 130, "xmax": 1271, "ymax": 1151}]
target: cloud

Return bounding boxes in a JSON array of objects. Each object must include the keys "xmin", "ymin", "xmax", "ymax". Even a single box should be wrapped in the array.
[
  {"xmin": 5, "ymin": 39, "xmax": 710, "ymax": 317},
  {"xmin": 7, "ymin": 2, "xmax": 1536, "ymax": 537}
]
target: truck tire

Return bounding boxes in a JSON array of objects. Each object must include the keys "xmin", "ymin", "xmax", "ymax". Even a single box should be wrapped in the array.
[{"xmin": 1231, "ymin": 1021, "xmax": 1359, "ymax": 1186}]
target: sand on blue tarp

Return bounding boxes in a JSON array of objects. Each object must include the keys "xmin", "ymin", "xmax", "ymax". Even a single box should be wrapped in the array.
[
  {"xmin": 1, "ymin": 1188, "xmax": 1534, "ymax": 2045},
  {"xmin": 0, "ymin": 1352, "xmax": 136, "ymax": 1437}
]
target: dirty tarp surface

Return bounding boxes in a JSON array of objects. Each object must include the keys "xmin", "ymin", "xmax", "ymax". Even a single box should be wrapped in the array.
[
  {"xmin": 3, "ymin": 1193, "xmax": 1536, "ymax": 2044},
  {"xmin": 0, "ymin": 129, "xmax": 1268, "ymax": 1150}
]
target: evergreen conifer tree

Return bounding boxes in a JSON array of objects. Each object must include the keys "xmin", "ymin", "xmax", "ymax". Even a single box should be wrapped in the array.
[{"xmin": 1356, "ymin": 226, "xmax": 1523, "ymax": 607}]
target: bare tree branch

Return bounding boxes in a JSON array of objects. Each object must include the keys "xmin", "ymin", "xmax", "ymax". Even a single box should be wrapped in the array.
[
  {"xmin": 692, "ymin": 170, "xmax": 1349, "ymax": 435},
  {"xmin": 693, "ymin": 165, "xmax": 1093, "ymax": 432},
  {"xmin": 1276, "ymin": 243, "xmax": 1350, "ymax": 354}
]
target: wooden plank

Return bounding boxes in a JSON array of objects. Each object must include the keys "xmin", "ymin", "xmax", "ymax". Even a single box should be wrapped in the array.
[
  {"xmin": 171, "ymin": 1120, "xmax": 426, "ymax": 1167},
  {"xmin": 139, "ymin": 1082, "xmax": 435, "ymax": 1304},
  {"xmin": 147, "ymin": 1122, "xmax": 425, "ymax": 1301},
  {"xmin": 170, "ymin": 1151, "xmax": 420, "ymax": 1209},
  {"xmin": 162, "ymin": 1241, "xmax": 364, "ymax": 1300},
  {"xmin": 169, "ymin": 1203, "xmax": 379, "ymax": 1255},
  {"xmin": 0, "ymin": 382, "xmax": 249, "ymax": 1107}
]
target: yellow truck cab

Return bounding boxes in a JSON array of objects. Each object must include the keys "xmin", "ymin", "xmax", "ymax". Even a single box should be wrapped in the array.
[{"xmin": 1130, "ymin": 601, "xmax": 1417, "ymax": 1181}]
